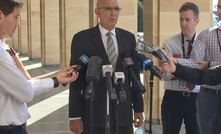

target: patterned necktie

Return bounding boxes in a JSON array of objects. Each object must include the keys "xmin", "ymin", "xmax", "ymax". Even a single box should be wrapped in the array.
[
  {"xmin": 186, "ymin": 40, "xmax": 192, "ymax": 59},
  {"xmin": 186, "ymin": 40, "xmax": 195, "ymax": 90},
  {"xmin": 106, "ymin": 32, "xmax": 118, "ymax": 69},
  {"xmin": 6, "ymin": 47, "xmax": 16, "ymax": 57}
]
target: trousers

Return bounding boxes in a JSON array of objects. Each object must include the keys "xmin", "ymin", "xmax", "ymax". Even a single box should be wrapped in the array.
[
  {"xmin": 196, "ymin": 88, "xmax": 221, "ymax": 134},
  {"xmin": 161, "ymin": 90, "xmax": 199, "ymax": 134}
]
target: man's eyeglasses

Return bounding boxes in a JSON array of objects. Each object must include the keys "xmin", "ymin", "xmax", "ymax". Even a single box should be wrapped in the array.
[{"xmin": 97, "ymin": 6, "xmax": 121, "ymax": 12}]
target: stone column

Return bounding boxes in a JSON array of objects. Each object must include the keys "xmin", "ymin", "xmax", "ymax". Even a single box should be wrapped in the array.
[{"xmin": 31, "ymin": 0, "xmax": 41, "ymax": 59}]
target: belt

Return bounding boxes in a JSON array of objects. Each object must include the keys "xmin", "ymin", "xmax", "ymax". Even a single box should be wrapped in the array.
[
  {"xmin": 0, "ymin": 123, "xmax": 25, "ymax": 130},
  {"xmin": 166, "ymin": 89, "xmax": 198, "ymax": 97},
  {"xmin": 202, "ymin": 88, "xmax": 221, "ymax": 96}
]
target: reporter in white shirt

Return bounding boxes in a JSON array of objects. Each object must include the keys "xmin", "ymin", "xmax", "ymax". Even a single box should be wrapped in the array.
[{"xmin": 0, "ymin": 0, "xmax": 78, "ymax": 134}]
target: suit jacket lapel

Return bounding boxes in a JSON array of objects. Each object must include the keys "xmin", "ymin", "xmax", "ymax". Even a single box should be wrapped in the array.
[
  {"xmin": 115, "ymin": 28, "xmax": 123, "ymax": 57},
  {"xmin": 115, "ymin": 28, "xmax": 123, "ymax": 70},
  {"xmin": 91, "ymin": 25, "xmax": 109, "ymax": 64}
]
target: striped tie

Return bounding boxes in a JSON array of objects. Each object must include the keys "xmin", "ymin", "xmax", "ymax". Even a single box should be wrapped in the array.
[{"xmin": 106, "ymin": 32, "xmax": 118, "ymax": 70}]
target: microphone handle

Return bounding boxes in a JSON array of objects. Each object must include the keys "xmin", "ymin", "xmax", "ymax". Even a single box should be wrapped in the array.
[
  {"xmin": 116, "ymin": 83, "xmax": 127, "ymax": 102},
  {"xmin": 129, "ymin": 68, "xmax": 146, "ymax": 94},
  {"xmin": 152, "ymin": 49, "xmax": 170, "ymax": 63},
  {"xmin": 106, "ymin": 72, "xmax": 117, "ymax": 100},
  {"xmin": 149, "ymin": 66, "xmax": 162, "ymax": 78},
  {"xmin": 84, "ymin": 81, "xmax": 95, "ymax": 100}
]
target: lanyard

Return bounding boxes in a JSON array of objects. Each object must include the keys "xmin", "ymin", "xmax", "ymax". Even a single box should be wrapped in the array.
[
  {"xmin": 181, "ymin": 33, "xmax": 195, "ymax": 58},
  {"xmin": 216, "ymin": 28, "xmax": 221, "ymax": 52}
]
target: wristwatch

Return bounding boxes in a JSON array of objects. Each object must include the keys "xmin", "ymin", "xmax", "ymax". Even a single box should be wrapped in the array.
[{"xmin": 52, "ymin": 77, "xmax": 59, "ymax": 88}]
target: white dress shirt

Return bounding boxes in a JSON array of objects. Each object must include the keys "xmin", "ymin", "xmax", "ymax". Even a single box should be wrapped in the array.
[
  {"xmin": 0, "ymin": 40, "xmax": 55, "ymax": 126},
  {"xmin": 99, "ymin": 24, "xmax": 119, "ymax": 56}
]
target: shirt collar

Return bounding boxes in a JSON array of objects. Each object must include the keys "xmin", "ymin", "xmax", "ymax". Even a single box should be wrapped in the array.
[
  {"xmin": 181, "ymin": 33, "xmax": 197, "ymax": 42},
  {"xmin": 99, "ymin": 24, "xmax": 116, "ymax": 37}
]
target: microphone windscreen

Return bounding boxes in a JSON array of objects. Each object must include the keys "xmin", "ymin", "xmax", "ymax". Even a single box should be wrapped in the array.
[{"xmin": 86, "ymin": 56, "xmax": 102, "ymax": 84}]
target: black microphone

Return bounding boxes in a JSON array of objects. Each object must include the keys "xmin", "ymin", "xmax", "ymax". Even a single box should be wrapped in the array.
[
  {"xmin": 137, "ymin": 40, "xmax": 170, "ymax": 64},
  {"xmin": 137, "ymin": 53, "xmax": 163, "ymax": 78},
  {"xmin": 114, "ymin": 72, "xmax": 127, "ymax": 102},
  {"xmin": 123, "ymin": 57, "xmax": 146, "ymax": 94},
  {"xmin": 102, "ymin": 65, "xmax": 117, "ymax": 100},
  {"xmin": 84, "ymin": 56, "xmax": 102, "ymax": 100},
  {"xmin": 64, "ymin": 54, "xmax": 90, "ymax": 86},
  {"xmin": 73, "ymin": 54, "xmax": 90, "ymax": 71}
]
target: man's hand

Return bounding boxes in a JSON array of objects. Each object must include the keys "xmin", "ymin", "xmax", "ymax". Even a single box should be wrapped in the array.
[
  {"xmin": 69, "ymin": 119, "xmax": 83, "ymax": 134},
  {"xmin": 160, "ymin": 57, "xmax": 177, "ymax": 73},
  {"xmin": 197, "ymin": 60, "xmax": 209, "ymax": 70},
  {"xmin": 133, "ymin": 112, "xmax": 143, "ymax": 128},
  {"xmin": 56, "ymin": 66, "xmax": 79, "ymax": 84}
]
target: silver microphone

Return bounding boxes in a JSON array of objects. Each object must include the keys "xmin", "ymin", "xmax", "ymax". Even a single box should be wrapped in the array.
[
  {"xmin": 136, "ymin": 39, "xmax": 170, "ymax": 63},
  {"xmin": 114, "ymin": 72, "xmax": 127, "ymax": 102},
  {"xmin": 102, "ymin": 65, "xmax": 117, "ymax": 100}
]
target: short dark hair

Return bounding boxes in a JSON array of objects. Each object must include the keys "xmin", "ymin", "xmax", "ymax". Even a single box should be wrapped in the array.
[
  {"xmin": 179, "ymin": 2, "xmax": 199, "ymax": 17},
  {"xmin": 0, "ymin": 0, "xmax": 22, "ymax": 16}
]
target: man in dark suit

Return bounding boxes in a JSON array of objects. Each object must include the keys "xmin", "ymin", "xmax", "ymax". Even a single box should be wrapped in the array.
[{"xmin": 69, "ymin": 0, "xmax": 144, "ymax": 134}]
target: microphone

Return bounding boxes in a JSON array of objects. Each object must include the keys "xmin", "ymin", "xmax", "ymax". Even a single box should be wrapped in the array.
[
  {"xmin": 84, "ymin": 56, "xmax": 102, "ymax": 100},
  {"xmin": 72, "ymin": 54, "xmax": 90, "ymax": 71},
  {"xmin": 102, "ymin": 65, "xmax": 117, "ymax": 100},
  {"xmin": 137, "ymin": 39, "xmax": 170, "ymax": 64},
  {"xmin": 137, "ymin": 53, "xmax": 164, "ymax": 78},
  {"xmin": 63, "ymin": 54, "xmax": 89, "ymax": 86},
  {"xmin": 114, "ymin": 72, "xmax": 127, "ymax": 102},
  {"xmin": 123, "ymin": 57, "xmax": 146, "ymax": 94}
]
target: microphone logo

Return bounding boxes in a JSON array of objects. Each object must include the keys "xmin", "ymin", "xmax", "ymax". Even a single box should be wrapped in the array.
[
  {"xmin": 123, "ymin": 57, "xmax": 134, "ymax": 66},
  {"xmin": 80, "ymin": 54, "xmax": 90, "ymax": 64}
]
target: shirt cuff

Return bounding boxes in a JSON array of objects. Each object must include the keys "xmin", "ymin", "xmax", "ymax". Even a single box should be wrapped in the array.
[{"xmin": 69, "ymin": 117, "xmax": 81, "ymax": 120}]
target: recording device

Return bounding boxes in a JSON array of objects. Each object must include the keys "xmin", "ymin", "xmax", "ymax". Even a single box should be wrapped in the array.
[
  {"xmin": 62, "ymin": 54, "xmax": 89, "ymax": 86},
  {"xmin": 84, "ymin": 56, "xmax": 102, "ymax": 100},
  {"xmin": 137, "ymin": 53, "xmax": 164, "ymax": 78},
  {"xmin": 137, "ymin": 39, "xmax": 170, "ymax": 64},
  {"xmin": 123, "ymin": 57, "xmax": 146, "ymax": 94},
  {"xmin": 102, "ymin": 65, "xmax": 117, "ymax": 100},
  {"xmin": 114, "ymin": 72, "xmax": 127, "ymax": 102},
  {"xmin": 72, "ymin": 54, "xmax": 90, "ymax": 71}
]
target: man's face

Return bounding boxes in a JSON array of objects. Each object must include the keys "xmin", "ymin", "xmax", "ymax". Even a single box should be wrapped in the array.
[
  {"xmin": 0, "ymin": 7, "xmax": 20, "ymax": 39},
  {"xmin": 179, "ymin": 10, "xmax": 199, "ymax": 37},
  {"xmin": 95, "ymin": 0, "xmax": 120, "ymax": 31}
]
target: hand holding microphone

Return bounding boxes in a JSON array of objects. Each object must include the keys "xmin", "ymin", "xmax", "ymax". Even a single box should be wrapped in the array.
[
  {"xmin": 62, "ymin": 54, "xmax": 89, "ymax": 86},
  {"xmin": 71, "ymin": 54, "xmax": 90, "ymax": 72},
  {"xmin": 53, "ymin": 66, "xmax": 79, "ymax": 87}
]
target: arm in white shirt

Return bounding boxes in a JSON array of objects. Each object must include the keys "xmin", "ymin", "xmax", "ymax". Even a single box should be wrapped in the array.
[{"xmin": 0, "ymin": 56, "xmax": 54, "ymax": 103}]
